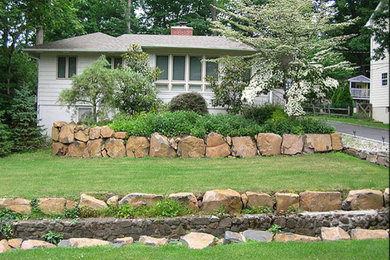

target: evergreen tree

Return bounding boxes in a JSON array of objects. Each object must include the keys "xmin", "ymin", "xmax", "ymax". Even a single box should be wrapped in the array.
[{"xmin": 0, "ymin": 111, "xmax": 13, "ymax": 156}]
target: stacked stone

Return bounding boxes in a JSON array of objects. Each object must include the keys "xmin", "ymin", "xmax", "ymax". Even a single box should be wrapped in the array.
[{"xmin": 344, "ymin": 147, "xmax": 389, "ymax": 167}]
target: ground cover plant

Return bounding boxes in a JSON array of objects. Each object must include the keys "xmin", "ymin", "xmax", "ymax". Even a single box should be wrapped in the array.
[
  {"xmin": 0, "ymin": 240, "xmax": 388, "ymax": 260},
  {"xmin": 0, "ymin": 150, "xmax": 387, "ymax": 199}
]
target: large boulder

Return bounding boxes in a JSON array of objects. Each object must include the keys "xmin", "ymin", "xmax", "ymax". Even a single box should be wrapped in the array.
[
  {"xmin": 66, "ymin": 142, "xmax": 87, "ymax": 157},
  {"xmin": 342, "ymin": 189, "xmax": 383, "ymax": 210},
  {"xmin": 331, "ymin": 132, "xmax": 343, "ymax": 151},
  {"xmin": 139, "ymin": 236, "xmax": 168, "ymax": 247},
  {"xmin": 205, "ymin": 132, "xmax": 231, "ymax": 158},
  {"xmin": 245, "ymin": 191, "xmax": 273, "ymax": 209},
  {"xmin": 169, "ymin": 192, "xmax": 199, "ymax": 211},
  {"xmin": 58, "ymin": 238, "xmax": 110, "ymax": 248},
  {"xmin": 0, "ymin": 240, "xmax": 11, "ymax": 254},
  {"xmin": 107, "ymin": 195, "xmax": 119, "ymax": 207},
  {"xmin": 350, "ymin": 229, "xmax": 389, "ymax": 240},
  {"xmin": 75, "ymin": 130, "xmax": 89, "ymax": 142},
  {"xmin": 181, "ymin": 232, "xmax": 215, "ymax": 249},
  {"xmin": 321, "ymin": 227, "xmax": 350, "ymax": 241},
  {"xmin": 275, "ymin": 193, "xmax": 299, "ymax": 213},
  {"xmin": 100, "ymin": 126, "xmax": 114, "ymax": 138},
  {"xmin": 114, "ymin": 132, "xmax": 127, "ymax": 139},
  {"xmin": 53, "ymin": 121, "xmax": 67, "ymax": 128},
  {"xmin": 231, "ymin": 137, "xmax": 257, "ymax": 158},
  {"xmin": 104, "ymin": 138, "xmax": 125, "ymax": 158},
  {"xmin": 304, "ymin": 134, "xmax": 332, "ymax": 153},
  {"xmin": 8, "ymin": 238, "xmax": 22, "ymax": 249},
  {"xmin": 112, "ymin": 237, "xmax": 134, "ymax": 247},
  {"xmin": 384, "ymin": 188, "xmax": 389, "ymax": 207},
  {"xmin": 119, "ymin": 193, "xmax": 164, "ymax": 207},
  {"xmin": 52, "ymin": 142, "xmax": 68, "ymax": 156},
  {"xmin": 299, "ymin": 191, "xmax": 342, "ymax": 212},
  {"xmin": 126, "ymin": 136, "xmax": 150, "ymax": 158},
  {"xmin": 256, "ymin": 133, "xmax": 282, "ymax": 156},
  {"xmin": 65, "ymin": 200, "xmax": 78, "ymax": 210},
  {"xmin": 224, "ymin": 231, "xmax": 246, "ymax": 244},
  {"xmin": 149, "ymin": 133, "xmax": 176, "ymax": 158},
  {"xmin": 281, "ymin": 134, "xmax": 303, "ymax": 155},
  {"xmin": 242, "ymin": 230, "xmax": 273, "ymax": 242},
  {"xmin": 21, "ymin": 240, "xmax": 56, "ymax": 250},
  {"xmin": 59, "ymin": 124, "xmax": 75, "ymax": 144},
  {"xmin": 82, "ymin": 139, "xmax": 104, "ymax": 158},
  {"xmin": 0, "ymin": 198, "xmax": 31, "ymax": 214},
  {"xmin": 39, "ymin": 198, "xmax": 67, "ymax": 214},
  {"xmin": 79, "ymin": 194, "xmax": 108, "ymax": 210},
  {"xmin": 177, "ymin": 136, "xmax": 205, "ymax": 158},
  {"xmin": 274, "ymin": 233, "xmax": 320, "ymax": 242},
  {"xmin": 52, "ymin": 126, "xmax": 59, "ymax": 142},
  {"xmin": 202, "ymin": 189, "xmax": 242, "ymax": 214},
  {"xmin": 89, "ymin": 127, "xmax": 101, "ymax": 140}
]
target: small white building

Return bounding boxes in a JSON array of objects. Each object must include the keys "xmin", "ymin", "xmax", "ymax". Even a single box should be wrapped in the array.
[
  {"xmin": 25, "ymin": 25, "xmax": 273, "ymax": 135},
  {"xmin": 366, "ymin": 3, "xmax": 389, "ymax": 124},
  {"xmin": 348, "ymin": 75, "xmax": 370, "ymax": 101}
]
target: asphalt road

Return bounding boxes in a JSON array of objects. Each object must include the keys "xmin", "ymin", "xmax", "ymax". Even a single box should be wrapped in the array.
[{"xmin": 327, "ymin": 121, "xmax": 389, "ymax": 143}]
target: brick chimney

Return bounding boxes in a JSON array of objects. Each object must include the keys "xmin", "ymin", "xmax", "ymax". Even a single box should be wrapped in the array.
[
  {"xmin": 36, "ymin": 28, "xmax": 44, "ymax": 45},
  {"xmin": 170, "ymin": 22, "xmax": 193, "ymax": 36}
]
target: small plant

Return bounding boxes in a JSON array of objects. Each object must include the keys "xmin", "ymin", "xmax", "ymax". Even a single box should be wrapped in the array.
[
  {"xmin": 41, "ymin": 231, "xmax": 63, "ymax": 245},
  {"xmin": 149, "ymin": 199, "xmax": 190, "ymax": 218},
  {"xmin": 0, "ymin": 209, "xmax": 22, "ymax": 239},
  {"xmin": 267, "ymin": 224, "xmax": 282, "ymax": 234},
  {"xmin": 241, "ymin": 206, "xmax": 273, "ymax": 214},
  {"xmin": 286, "ymin": 206, "xmax": 298, "ymax": 214},
  {"xmin": 64, "ymin": 205, "xmax": 80, "ymax": 219},
  {"xmin": 29, "ymin": 198, "xmax": 44, "ymax": 217}
]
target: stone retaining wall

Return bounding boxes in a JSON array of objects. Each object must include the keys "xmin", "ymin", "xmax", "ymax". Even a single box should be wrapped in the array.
[
  {"xmin": 10, "ymin": 209, "xmax": 389, "ymax": 241},
  {"xmin": 52, "ymin": 122, "xmax": 343, "ymax": 159},
  {"xmin": 343, "ymin": 147, "xmax": 389, "ymax": 168}
]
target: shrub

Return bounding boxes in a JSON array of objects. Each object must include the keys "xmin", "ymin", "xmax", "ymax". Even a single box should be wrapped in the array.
[
  {"xmin": 243, "ymin": 104, "xmax": 286, "ymax": 124},
  {"xmin": 331, "ymin": 83, "xmax": 354, "ymax": 115},
  {"xmin": 169, "ymin": 93, "xmax": 208, "ymax": 115},
  {"xmin": 261, "ymin": 118, "xmax": 335, "ymax": 136},
  {"xmin": 0, "ymin": 111, "xmax": 13, "ymax": 157},
  {"xmin": 41, "ymin": 231, "xmax": 63, "ymax": 245}
]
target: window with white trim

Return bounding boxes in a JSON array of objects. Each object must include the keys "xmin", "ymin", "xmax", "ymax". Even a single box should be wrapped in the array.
[
  {"xmin": 78, "ymin": 107, "xmax": 93, "ymax": 122},
  {"xmin": 382, "ymin": 73, "xmax": 388, "ymax": 86},
  {"xmin": 57, "ymin": 56, "xmax": 77, "ymax": 78},
  {"xmin": 106, "ymin": 57, "xmax": 123, "ymax": 69}
]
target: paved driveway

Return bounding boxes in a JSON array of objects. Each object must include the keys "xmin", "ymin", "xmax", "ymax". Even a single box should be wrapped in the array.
[{"xmin": 327, "ymin": 121, "xmax": 389, "ymax": 143}]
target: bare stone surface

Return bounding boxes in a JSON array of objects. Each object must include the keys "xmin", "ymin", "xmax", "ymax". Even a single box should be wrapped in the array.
[
  {"xmin": 39, "ymin": 198, "xmax": 67, "ymax": 214},
  {"xmin": 205, "ymin": 132, "xmax": 231, "ymax": 158},
  {"xmin": 304, "ymin": 134, "xmax": 332, "ymax": 153},
  {"xmin": 59, "ymin": 123, "xmax": 75, "ymax": 144},
  {"xmin": 202, "ymin": 189, "xmax": 242, "ymax": 214},
  {"xmin": 53, "ymin": 121, "xmax": 67, "ymax": 128},
  {"xmin": 150, "ymin": 133, "xmax": 176, "ymax": 158},
  {"xmin": 89, "ymin": 127, "xmax": 101, "ymax": 140},
  {"xmin": 231, "ymin": 137, "xmax": 257, "ymax": 158},
  {"xmin": 112, "ymin": 237, "xmax": 134, "ymax": 247},
  {"xmin": 224, "ymin": 231, "xmax": 246, "ymax": 244},
  {"xmin": 0, "ymin": 239, "xmax": 11, "ymax": 254},
  {"xmin": 0, "ymin": 198, "xmax": 31, "ymax": 214},
  {"xmin": 52, "ymin": 126, "xmax": 59, "ymax": 142},
  {"xmin": 65, "ymin": 200, "xmax": 78, "ymax": 210},
  {"xmin": 101, "ymin": 126, "xmax": 114, "ymax": 138},
  {"xmin": 8, "ymin": 238, "xmax": 22, "ymax": 249},
  {"xmin": 169, "ymin": 192, "xmax": 199, "ymax": 211},
  {"xmin": 82, "ymin": 139, "xmax": 104, "ymax": 158},
  {"xmin": 114, "ymin": 132, "xmax": 127, "ymax": 139},
  {"xmin": 52, "ymin": 142, "xmax": 68, "ymax": 156},
  {"xmin": 242, "ymin": 230, "xmax": 274, "ymax": 242},
  {"xmin": 274, "ymin": 233, "xmax": 320, "ymax": 242},
  {"xmin": 126, "ymin": 136, "xmax": 150, "ymax": 158},
  {"xmin": 350, "ymin": 229, "xmax": 389, "ymax": 240},
  {"xmin": 275, "ymin": 193, "xmax": 299, "ymax": 213},
  {"xmin": 343, "ymin": 189, "xmax": 384, "ymax": 210},
  {"xmin": 384, "ymin": 188, "xmax": 389, "ymax": 207},
  {"xmin": 75, "ymin": 130, "xmax": 89, "ymax": 142},
  {"xmin": 245, "ymin": 191, "xmax": 273, "ymax": 209},
  {"xmin": 241, "ymin": 193, "xmax": 248, "ymax": 208},
  {"xmin": 321, "ymin": 227, "xmax": 350, "ymax": 241},
  {"xmin": 66, "ymin": 142, "xmax": 87, "ymax": 157},
  {"xmin": 139, "ymin": 236, "xmax": 168, "ymax": 247},
  {"xmin": 281, "ymin": 134, "xmax": 303, "ymax": 155},
  {"xmin": 107, "ymin": 195, "xmax": 119, "ymax": 207},
  {"xmin": 79, "ymin": 194, "xmax": 108, "ymax": 210},
  {"xmin": 256, "ymin": 133, "xmax": 282, "ymax": 156},
  {"xmin": 58, "ymin": 238, "xmax": 110, "ymax": 248},
  {"xmin": 177, "ymin": 136, "xmax": 205, "ymax": 158},
  {"xmin": 181, "ymin": 232, "xmax": 215, "ymax": 249},
  {"xmin": 331, "ymin": 132, "xmax": 343, "ymax": 151},
  {"xmin": 119, "ymin": 193, "xmax": 164, "ymax": 207},
  {"xmin": 104, "ymin": 138, "xmax": 125, "ymax": 158},
  {"xmin": 21, "ymin": 240, "xmax": 56, "ymax": 250},
  {"xmin": 299, "ymin": 191, "xmax": 342, "ymax": 212}
]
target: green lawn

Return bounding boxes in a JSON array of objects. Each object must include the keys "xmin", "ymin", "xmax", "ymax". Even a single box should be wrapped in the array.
[
  {"xmin": 309, "ymin": 115, "xmax": 389, "ymax": 129},
  {"xmin": 0, "ymin": 149, "xmax": 388, "ymax": 199},
  {"xmin": 0, "ymin": 240, "xmax": 388, "ymax": 260}
]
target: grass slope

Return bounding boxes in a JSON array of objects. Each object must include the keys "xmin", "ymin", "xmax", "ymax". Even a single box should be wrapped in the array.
[
  {"xmin": 309, "ymin": 115, "xmax": 389, "ymax": 129},
  {"xmin": 0, "ymin": 149, "xmax": 388, "ymax": 199},
  {"xmin": 0, "ymin": 240, "xmax": 389, "ymax": 260}
]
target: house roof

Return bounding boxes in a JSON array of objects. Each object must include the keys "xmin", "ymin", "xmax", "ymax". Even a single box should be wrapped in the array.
[
  {"xmin": 24, "ymin": 32, "xmax": 256, "ymax": 53},
  {"xmin": 347, "ymin": 75, "xmax": 370, "ymax": 83}
]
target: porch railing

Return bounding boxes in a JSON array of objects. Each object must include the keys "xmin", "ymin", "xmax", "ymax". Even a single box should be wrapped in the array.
[{"xmin": 350, "ymin": 88, "xmax": 370, "ymax": 99}]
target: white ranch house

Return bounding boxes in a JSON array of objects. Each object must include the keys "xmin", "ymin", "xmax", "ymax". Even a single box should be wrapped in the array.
[{"xmin": 25, "ymin": 25, "xmax": 276, "ymax": 135}]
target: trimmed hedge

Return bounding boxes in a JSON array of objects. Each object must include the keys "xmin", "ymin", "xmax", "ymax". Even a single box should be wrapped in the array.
[
  {"xmin": 169, "ymin": 92, "xmax": 208, "ymax": 115},
  {"xmin": 109, "ymin": 111, "xmax": 335, "ymax": 138}
]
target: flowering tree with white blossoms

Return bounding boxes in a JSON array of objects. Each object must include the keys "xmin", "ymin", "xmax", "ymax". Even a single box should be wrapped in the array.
[{"xmin": 213, "ymin": 0, "xmax": 355, "ymax": 116}]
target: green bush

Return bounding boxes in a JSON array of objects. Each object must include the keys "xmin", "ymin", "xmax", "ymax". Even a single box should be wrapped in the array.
[
  {"xmin": 0, "ymin": 111, "xmax": 13, "ymax": 157},
  {"xmin": 169, "ymin": 92, "xmax": 208, "ymax": 115},
  {"xmin": 331, "ymin": 84, "xmax": 354, "ymax": 115},
  {"xmin": 261, "ymin": 118, "xmax": 335, "ymax": 136},
  {"xmin": 243, "ymin": 104, "xmax": 285, "ymax": 124}
]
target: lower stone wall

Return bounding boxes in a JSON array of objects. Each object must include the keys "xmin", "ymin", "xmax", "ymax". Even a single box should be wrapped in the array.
[
  {"xmin": 10, "ymin": 209, "xmax": 389, "ymax": 241},
  {"xmin": 343, "ymin": 147, "xmax": 389, "ymax": 168}
]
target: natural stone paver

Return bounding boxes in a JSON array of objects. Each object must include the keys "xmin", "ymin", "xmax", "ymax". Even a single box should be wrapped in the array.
[
  {"xmin": 350, "ymin": 229, "xmax": 389, "ymax": 240},
  {"xmin": 58, "ymin": 238, "xmax": 110, "ymax": 248},
  {"xmin": 0, "ymin": 240, "xmax": 11, "ymax": 254},
  {"xmin": 139, "ymin": 236, "xmax": 168, "ymax": 247},
  {"xmin": 66, "ymin": 142, "xmax": 87, "ymax": 157},
  {"xmin": 8, "ymin": 238, "xmax": 23, "ymax": 249},
  {"xmin": 0, "ymin": 198, "xmax": 31, "ymax": 214},
  {"xmin": 150, "ymin": 133, "xmax": 176, "ymax": 158},
  {"xmin": 321, "ymin": 227, "xmax": 350, "ymax": 241},
  {"xmin": 231, "ymin": 136, "xmax": 257, "ymax": 158},
  {"xmin": 59, "ymin": 124, "xmax": 75, "ymax": 144},
  {"xmin": 169, "ymin": 193, "xmax": 199, "ymax": 211},
  {"xmin": 224, "ymin": 231, "xmax": 246, "ymax": 244},
  {"xmin": 205, "ymin": 132, "xmax": 231, "ymax": 158},
  {"xmin": 275, "ymin": 193, "xmax": 299, "ymax": 213},
  {"xmin": 181, "ymin": 232, "xmax": 215, "ymax": 249},
  {"xmin": 202, "ymin": 189, "xmax": 242, "ymax": 214},
  {"xmin": 104, "ymin": 138, "xmax": 125, "ymax": 158},
  {"xmin": 242, "ymin": 230, "xmax": 273, "ymax": 242},
  {"xmin": 245, "ymin": 191, "xmax": 273, "ymax": 209},
  {"xmin": 304, "ymin": 134, "xmax": 332, "ymax": 153},
  {"xmin": 39, "ymin": 198, "xmax": 67, "ymax": 214},
  {"xmin": 342, "ymin": 189, "xmax": 384, "ymax": 210},
  {"xmin": 299, "ymin": 191, "xmax": 342, "ymax": 212},
  {"xmin": 21, "ymin": 240, "xmax": 56, "ymax": 250},
  {"xmin": 274, "ymin": 233, "xmax": 321, "ymax": 242},
  {"xmin": 256, "ymin": 133, "xmax": 282, "ymax": 156},
  {"xmin": 126, "ymin": 136, "xmax": 149, "ymax": 158},
  {"xmin": 119, "ymin": 193, "xmax": 164, "ymax": 207},
  {"xmin": 331, "ymin": 132, "xmax": 343, "ymax": 151},
  {"xmin": 177, "ymin": 136, "xmax": 205, "ymax": 158},
  {"xmin": 79, "ymin": 194, "xmax": 108, "ymax": 210},
  {"xmin": 281, "ymin": 134, "xmax": 303, "ymax": 155}
]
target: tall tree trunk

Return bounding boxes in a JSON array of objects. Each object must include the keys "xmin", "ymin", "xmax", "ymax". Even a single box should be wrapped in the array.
[
  {"xmin": 126, "ymin": 0, "xmax": 131, "ymax": 33},
  {"xmin": 211, "ymin": 0, "xmax": 216, "ymax": 36}
]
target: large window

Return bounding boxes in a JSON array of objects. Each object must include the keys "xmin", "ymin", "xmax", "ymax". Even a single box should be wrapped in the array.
[
  {"xmin": 57, "ymin": 57, "xmax": 77, "ymax": 79},
  {"xmin": 106, "ymin": 57, "xmax": 122, "ymax": 69},
  {"xmin": 382, "ymin": 73, "xmax": 388, "ymax": 86},
  {"xmin": 190, "ymin": 56, "xmax": 202, "ymax": 81},
  {"xmin": 173, "ymin": 56, "xmax": 185, "ymax": 80},
  {"xmin": 156, "ymin": 55, "xmax": 168, "ymax": 80},
  {"xmin": 206, "ymin": 61, "xmax": 218, "ymax": 79}
]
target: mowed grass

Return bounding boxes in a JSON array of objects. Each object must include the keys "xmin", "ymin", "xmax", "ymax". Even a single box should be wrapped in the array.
[
  {"xmin": 309, "ymin": 115, "xmax": 389, "ymax": 129},
  {"xmin": 1, "ymin": 149, "xmax": 388, "ymax": 199},
  {"xmin": 0, "ymin": 240, "xmax": 388, "ymax": 260}
]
